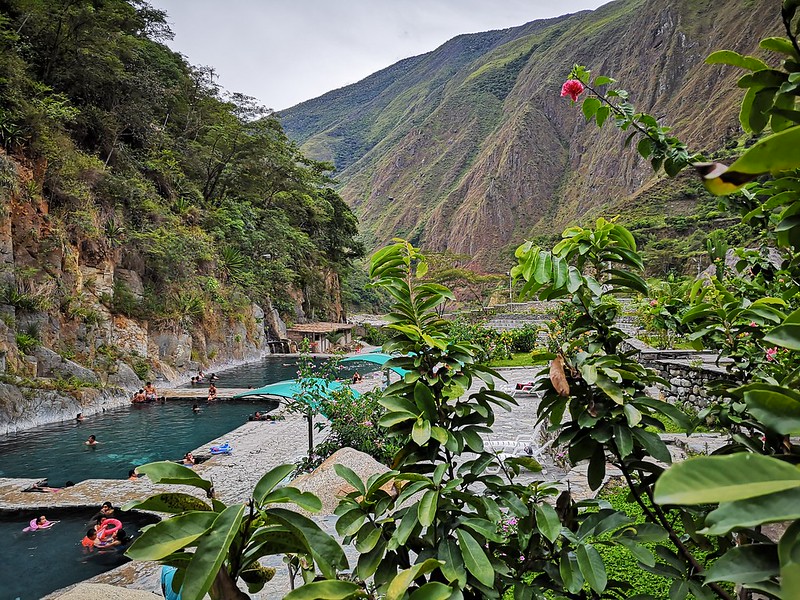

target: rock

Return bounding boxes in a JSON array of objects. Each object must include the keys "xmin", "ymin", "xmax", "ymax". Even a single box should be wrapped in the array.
[
  {"xmin": 113, "ymin": 268, "xmax": 144, "ymax": 300},
  {"xmin": 290, "ymin": 447, "xmax": 393, "ymax": 514},
  {"xmin": 51, "ymin": 583, "xmax": 158, "ymax": 600},
  {"xmin": 152, "ymin": 332, "xmax": 192, "ymax": 368},
  {"xmin": 33, "ymin": 346, "xmax": 99, "ymax": 384},
  {"xmin": 111, "ymin": 315, "xmax": 148, "ymax": 356},
  {"xmin": 107, "ymin": 360, "xmax": 141, "ymax": 390}
]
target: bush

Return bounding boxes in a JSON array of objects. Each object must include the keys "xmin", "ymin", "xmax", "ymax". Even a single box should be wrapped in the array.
[
  {"xmin": 359, "ymin": 323, "xmax": 387, "ymax": 346},
  {"xmin": 447, "ymin": 318, "xmax": 512, "ymax": 363},
  {"xmin": 508, "ymin": 323, "xmax": 538, "ymax": 352}
]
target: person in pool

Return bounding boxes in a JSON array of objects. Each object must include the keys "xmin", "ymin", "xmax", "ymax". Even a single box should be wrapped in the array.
[
  {"xmin": 76, "ymin": 412, "xmax": 84, "ymax": 422},
  {"xmin": 128, "ymin": 469, "xmax": 139, "ymax": 480},
  {"xmin": 23, "ymin": 515, "xmax": 57, "ymax": 531},
  {"xmin": 192, "ymin": 403, "xmax": 201, "ymax": 413},
  {"xmin": 182, "ymin": 452, "xmax": 196, "ymax": 466},
  {"xmin": 82, "ymin": 528, "xmax": 99, "ymax": 551},
  {"xmin": 85, "ymin": 434, "xmax": 98, "ymax": 446}
]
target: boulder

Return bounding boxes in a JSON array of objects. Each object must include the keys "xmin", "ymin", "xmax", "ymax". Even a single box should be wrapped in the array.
[
  {"xmin": 107, "ymin": 360, "xmax": 141, "ymax": 390},
  {"xmin": 33, "ymin": 346, "xmax": 99, "ymax": 384},
  {"xmin": 290, "ymin": 447, "xmax": 393, "ymax": 514},
  {"xmin": 152, "ymin": 331, "xmax": 192, "ymax": 367}
]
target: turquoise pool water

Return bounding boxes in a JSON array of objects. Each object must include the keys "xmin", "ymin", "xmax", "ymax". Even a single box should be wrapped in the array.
[
  {"xmin": 0, "ymin": 507, "xmax": 157, "ymax": 600},
  {"xmin": 0, "ymin": 355, "xmax": 381, "ymax": 484},
  {"xmin": 0, "ymin": 398, "xmax": 278, "ymax": 484}
]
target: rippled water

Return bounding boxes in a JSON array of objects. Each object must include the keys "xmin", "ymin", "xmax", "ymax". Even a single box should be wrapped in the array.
[{"xmin": 0, "ymin": 508, "xmax": 157, "ymax": 600}]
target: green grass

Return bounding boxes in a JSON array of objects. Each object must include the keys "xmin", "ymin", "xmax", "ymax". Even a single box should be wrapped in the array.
[{"xmin": 486, "ymin": 352, "xmax": 546, "ymax": 367}]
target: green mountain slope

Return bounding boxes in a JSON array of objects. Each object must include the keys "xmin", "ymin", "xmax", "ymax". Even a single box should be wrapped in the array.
[{"xmin": 281, "ymin": 0, "xmax": 779, "ymax": 269}]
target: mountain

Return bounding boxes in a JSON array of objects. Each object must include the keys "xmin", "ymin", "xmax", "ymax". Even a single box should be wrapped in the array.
[{"xmin": 281, "ymin": 0, "xmax": 780, "ymax": 271}]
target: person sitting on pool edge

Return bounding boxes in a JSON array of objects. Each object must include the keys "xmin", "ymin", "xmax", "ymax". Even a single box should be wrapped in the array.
[
  {"xmin": 85, "ymin": 434, "xmax": 98, "ymax": 446},
  {"xmin": 128, "ymin": 469, "xmax": 139, "ymax": 480},
  {"xmin": 144, "ymin": 381, "xmax": 157, "ymax": 402},
  {"xmin": 207, "ymin": 382, "xmax": 217, "ymax": 401}
]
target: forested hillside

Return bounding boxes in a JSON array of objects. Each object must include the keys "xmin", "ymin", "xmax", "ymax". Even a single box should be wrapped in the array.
[
  {"xmin": 282, "ymin": 0, "xmax": 779, "ymax": 272},
  {"xmin": 0, "ymin": 0, "xmax": 363, "ymax": 429}
]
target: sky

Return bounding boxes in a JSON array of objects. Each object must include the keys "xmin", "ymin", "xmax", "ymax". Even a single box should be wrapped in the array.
[{"xmin": 150, "ymin": 1, "xmax": 610, "ymax": 111}]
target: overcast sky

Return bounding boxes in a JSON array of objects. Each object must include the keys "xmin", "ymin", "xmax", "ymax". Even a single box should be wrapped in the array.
[{"xmin": 150, "ymin": 1, "xmax": 610, "ymax": 111}]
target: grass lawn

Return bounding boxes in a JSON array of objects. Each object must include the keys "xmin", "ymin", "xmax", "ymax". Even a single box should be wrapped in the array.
[{"xmin": 487, "ymin": 352, "xmax": 546, "ymax": 367}]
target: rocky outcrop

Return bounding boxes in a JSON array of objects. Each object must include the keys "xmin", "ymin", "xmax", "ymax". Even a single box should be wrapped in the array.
[{"xmin": 0, "ymin": 154, "xmax": 275, "ymax": 434}]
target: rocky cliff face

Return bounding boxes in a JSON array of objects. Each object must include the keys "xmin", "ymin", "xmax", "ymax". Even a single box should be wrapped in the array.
[
  {"xmin": 282, "ymin": 0, "xmax": 779, "ymax": 268},
  {"xmin": 0, "ymin": 154, "xmax": 279, "ymax": 433}
]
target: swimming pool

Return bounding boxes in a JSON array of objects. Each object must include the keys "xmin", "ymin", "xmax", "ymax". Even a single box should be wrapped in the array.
[
  {"xmin": 0, "ymin": 355, "xmax": 383, "ymax": 485},
  {"xmin": 0, "ymin": 398, "xmax": 279, "ymax": 484},
  {"xmin": 0, "ymin": 507, "xmax": 158, "ymax": 600}
]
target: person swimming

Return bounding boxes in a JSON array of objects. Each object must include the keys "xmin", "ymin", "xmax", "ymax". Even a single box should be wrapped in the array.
[
  {"xmin": 76, "ymin": 412, "xmax": 84, "ymax": 422},
  {"xmin": 192, "ymin": 403, "xmax": 201, "ymax": 413},
  {"xmin": 23, "ymin": 515, "xmax": 57, "ymax": 532},
  {"xmin": 85, "ymin": 434, "xmax": 98, "ymax": 446},
  {"xmin": 82, "ymin": 528, "xmax": 99, "ymax": 551}
]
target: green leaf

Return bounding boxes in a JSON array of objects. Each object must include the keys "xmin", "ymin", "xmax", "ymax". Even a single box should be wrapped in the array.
[
  {"xmin": 779, "ymin": 521, "xmax": 800, "ymax": 598},
  {"xmin": 408, "ymin": 582, "xmax": 454, "ymax": 600},
  {"xmin": 613, "ymin": 424, "xmax": 633, "ymax": 458},
  {"xmin": 136, "ymin": 461, "xmax": 213, "ymax": 492},
  {"xmin": 596, "ymin": 105, "xmax": 611, "ymax": 127},
  {"xmin": 669, "ymin": 580, "xmax": 689, "ymax": 600},
  {"xmin": 261, "ymin": 487, "xmax": 322, "ymax": 512},
  {"xmin": 268, "ymin": 507, "xmax": 348, "ymax": 579},
  {"xmin": 705, "ymin": 545, "xmax": 779, "ymax": 584},
  {"xmin": 253, "ymin": 464, "xmax": 295, "ymax": 504},
  {"xmin": 654, "ymin": 454, "xmax": 800, "ymax": 505},
  {"xmin": 181, "ymin": 503, "xmax": 246, "ymax": 600},
  {"xmin": 386, "ymin": 559, "xmax": 444, "ymax": 600},
  {"xmin": 418, "ymin": 489, "xmax": 438, "ymax": 527},
  {"xmin": 593, "ymin": 75, "xmax": 614, "ymax": 86},
  {"xmin": 334, "ymin": 464, "xmax": 366, "ymax": 496},
  {"xmin": 125, "ymin": 511, "xmax": 218, "ymax": 560},
  {"xmin": 414, "ymin": 381, "xmax": 437, "ymax": 420},
  {"xmin": 704, "ymin": 487, "xmax": 800, "ymax": 535},
  {"xmin": 438, "ymin": 538, "xmax": 467, "ymax": 585},
  {"xmin": 631, "ymin": 428, "xmax": 670, "ymax": 463},
  {"xmin": 760, "ymin": 36, "xmax": 800, "ymax": 57},
  {"xmin": 743, "ymin": 385, "xmax": 800, "ymax": 434},
  {"xmin": 576, "ymin": 545, "xmax": 607, "ymax": 594},
  {"xmin": 283, "ymin": 581, "xmax": 363, "ymax": 600},
  {"xmin": 412, "ymin": 416, "xmax": 432, "ymax": 446},
  {"xmin": 456, "ymin": 528, "xmax": 495, "ymax": 587},
  {"xmin": 582, "ymin": 97, "xmax": 602, "ymax": 120},
  {"xmin": 728, "ymin": 125, "xmax": 800, "ymax": 175},
  {"xmin": 763, "ymin": 323, "xmax": 800, "ymax": 349},
  {"xmin": 706, "ymin": 50, "xmax": 768, "ymax": 71},
  {"xmin": 616, "ymin": 538, "xmax": 656, "ymax": 567},
  {"xmin": 505, "ymin": 456, "xmax": 543, "ymax": 473},
  {"xmin": 122, "ymin": 493, "xmax": 211, "ymax": 514},
  {"xmin": 535, "ymin": 503, "xmax": 561, "ymax": 543}
]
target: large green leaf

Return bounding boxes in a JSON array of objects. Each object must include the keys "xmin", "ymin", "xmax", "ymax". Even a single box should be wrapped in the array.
[
  {"xmin": 763, "ymin": 323, "xmax": 800, "ymax": 350},
  {"xmin": 576, "ymin": 544, "xmax": 607, "ymax": 594},
  {"xmin": 408, "ymin": 582, "xmax": 454, "ymax": 600},
  {"xmin": 418, "ymin": 489, "xmax": 438, "ymax": 527},
  {"xmin": 704, "ymin": 487, "xmax": 800, "ymax": 535},
  {"xmin": 283, "ymin": 580, "xmax": 364, "ymax": 600},
  {"xmin": 268, "ymin": 507, "xmax": 348, "ymax": 579},
  {"xmin": 125, "ymin": 511, "xmax": 218, "ymax": 560},
  {"xmin": 122, "ymin": 493, "xmax": 211, "ymax": 514},
  {"xmin": 456, "ymin": 529, "xmax": 494, "ymax": 587},
  {"xmin": 706, "ymin": 50, "xmax": 769, "ymax": 71},
  {"xmin": 261, "ymin": 486, "xmax": 322, "ymax": 512},
  {"xmin": 252, "ymin": 464, "xmax": 295, "ymax": 504},
  {"xmin": 535, "ymin": 503, "xmax": 561, "ymax": 543},
  {"xmin": 743, "ymin": 385, "xmax": 800, "ymax": 434},
  {"xmin": 136, "ymin": 461, "xmax": 213, "ymax": 492},
  {"xmin": 779, "ymin": 521, "xmax": 800, "ymax": 598},
  {"xmin": 704, "ymin": 545, "xmax": 778, "ymax": 584},
  {"xmin": 654, "ymin": 454, "xmax": 800, "ymax": 505},
  {"xmin": 334, "ymin": 464, "xmax": 366, "ymax": 496},
  {"xmin": 386, "ymin": 559, "xmax": 444, "ymax": 600},
  {"xmin": 438, "ymin": 538, "xmax": 467, "ymax": 585},
  {"xmin": 728, "ymin": 125, "xmax": 800, "ymax": 175},
  {"xmin": 181, "ymin": 503, "xmax": 246, "ymax": 600}
]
